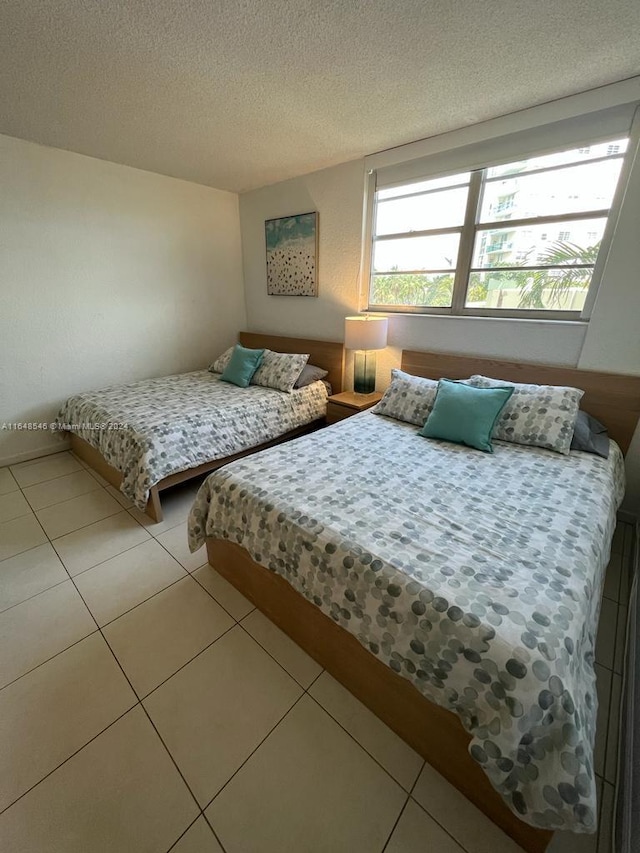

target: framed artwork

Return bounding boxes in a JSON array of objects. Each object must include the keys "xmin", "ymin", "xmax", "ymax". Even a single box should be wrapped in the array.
[{"xmin": 265, "ymin": 212, "xmax": 318, "ymax": 296}]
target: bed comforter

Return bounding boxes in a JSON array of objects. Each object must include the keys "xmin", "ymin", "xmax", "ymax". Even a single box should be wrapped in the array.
[
  {"xmin": 188, "ymin": 411, "xmax": 625, "ymax": 832},
  {"xmin": 56, "ymin": 370, "xmax": 328, "ymax": 509}
]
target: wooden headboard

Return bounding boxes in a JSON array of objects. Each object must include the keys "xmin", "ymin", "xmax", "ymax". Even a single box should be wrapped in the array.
[
  {"xmin": 401, "ymin": 349, "xmax": 640, "ymax": 454},
  {"xmin": 239, "ymin": 332, "xmax": 344, "ymax": 394}
]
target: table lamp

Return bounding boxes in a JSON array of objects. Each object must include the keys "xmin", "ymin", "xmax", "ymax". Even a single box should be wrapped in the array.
[{"xmin": 344, "ymin": 315, "xmax": 388, "ymax": 395}]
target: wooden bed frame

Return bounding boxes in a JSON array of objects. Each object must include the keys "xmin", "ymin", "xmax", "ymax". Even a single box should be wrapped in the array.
[
  {"xmin": 70, "ymin": 332, "xmax": 344, "ymax": 522},
  {"xmin": 206, "ymin": 350, "xmax": 640, "ymax": 853}
]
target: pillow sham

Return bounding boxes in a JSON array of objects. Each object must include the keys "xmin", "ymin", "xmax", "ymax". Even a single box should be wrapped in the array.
[
  {"xmin": 220, "ymin": 344, "xmax": 265, "ymax": 388},
  {"xmin": 294, "ymin": 363, "xmax": 329, "ymax": 389},
  {"xmin": 468, "ymin": 375, "xmax": 584, "ymax": 455},
  {"xmin": 419, "ymin": 379, "xmax": 514, "ymax": 452},
  {"xmin": 251, "ymin": 350, "xmax": 310, "ymax": 393},
  {"xmin": 372, "ymin": 369, "xmax": 439, "ymax": 426},
  {"xmin": 571, "ymin": 411, "xmax": 610, "ymax": 458},
  {"xmin": 208, "ymin": 346, "xmax": 233, "ymax": 374}
]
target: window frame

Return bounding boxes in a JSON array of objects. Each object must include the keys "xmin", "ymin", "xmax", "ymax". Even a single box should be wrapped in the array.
[{"xmin": 365, "ymin": 137, "xmax": 630, "ymax": 321}]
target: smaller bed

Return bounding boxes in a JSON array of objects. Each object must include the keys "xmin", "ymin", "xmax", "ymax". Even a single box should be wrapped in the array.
[{"xmin": 57, "ymin": 332, "xmax": 344, "ymax": 521}]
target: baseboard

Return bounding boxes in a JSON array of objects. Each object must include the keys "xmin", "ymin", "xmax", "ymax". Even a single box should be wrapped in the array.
[{"xmin": 0, "ymin": 438, "xmax": 71, "ymax": 468}]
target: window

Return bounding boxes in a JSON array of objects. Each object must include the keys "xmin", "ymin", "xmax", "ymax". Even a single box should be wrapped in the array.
[{"xmin": 368, "ymin": 138, "xmax": 628, "ymax": 317}]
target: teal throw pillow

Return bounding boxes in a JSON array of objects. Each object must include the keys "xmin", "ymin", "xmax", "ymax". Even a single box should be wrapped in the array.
[
  {"xmin": 220, "ymin": 344, "xmax": 265, "ymax": 388},
  {"xmin": 419, "ymin": 379, "xmax": 514, "ymax": 453}
]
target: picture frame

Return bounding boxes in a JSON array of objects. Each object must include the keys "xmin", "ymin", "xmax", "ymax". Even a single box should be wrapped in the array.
[{"xmin": 265, "ymin": 212, "xmax": 319, "ymax": 296}]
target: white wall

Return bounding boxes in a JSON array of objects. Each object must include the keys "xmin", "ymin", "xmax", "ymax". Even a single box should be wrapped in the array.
[
  {"xmin": 239, "ymin": 145, "xmax": 640, "ymax": 514},
  {"xmin": 0, "ymin": 134, "xmax": 246, "ymax": 464}
]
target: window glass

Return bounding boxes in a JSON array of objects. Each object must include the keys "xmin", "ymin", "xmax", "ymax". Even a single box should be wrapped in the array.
[
  {"xmin": 486, "ymin": 138, "xmax": 628, "ymax": 179},
  {"xmin": 376, "ymin": 186, "xmax": 468, "ymax": 235},
  {"xmin": 377, "ymin": 172, "xmax": 470, "ymax": 200},
  {"xmin": 371, "ymin": 273, "xmax": 454, "ymax": 307},
  {"xmin": 479, "ymin": 160, "xmax": 623, "ymax": 222},
  {"xmin": 472, "ymin": 218, "xmax": 607, "ymax": 269},
  {"xmin": 373, "ymin": 234, "xmax": 460, "ymax": 273},
  {"xmin": 368, "ymin": 137, "xmax": 627, "ymax": 316},
  {"xmin": 466, "ymin": 268, "xmax": 592, "ymax": 312}
]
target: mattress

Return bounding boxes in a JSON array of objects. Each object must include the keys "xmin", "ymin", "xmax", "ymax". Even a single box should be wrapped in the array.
[
  {"xmin": 188, "ymin": 410, "xmax": 625, "ymax": 833},
  {"xmin": 55, "ymin": 370, "xmax": 328, "ymax": 509}
]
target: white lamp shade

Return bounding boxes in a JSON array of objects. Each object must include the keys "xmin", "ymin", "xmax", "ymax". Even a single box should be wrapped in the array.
[{"xmin": 344, "ymin": 316, "xmax": 388, "ymax": 351}]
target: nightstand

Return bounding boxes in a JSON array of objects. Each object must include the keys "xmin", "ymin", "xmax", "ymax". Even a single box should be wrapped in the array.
[{"xmin": 326, "ymin": 391, "xmax": 382, "ymax": 425}]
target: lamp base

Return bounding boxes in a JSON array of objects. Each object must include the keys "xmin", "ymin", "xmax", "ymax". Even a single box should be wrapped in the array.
[{"xmin": 353, "ymin": 351, "xmax": 376, "ymax": 395}]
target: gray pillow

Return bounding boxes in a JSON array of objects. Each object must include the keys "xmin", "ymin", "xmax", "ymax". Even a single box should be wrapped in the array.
[
  {"xmin": 571, "ymin": 411, "xmax": 610, "ymax": 458},
  {"xmin": 294, "ymin": 363, "xmax": 329, "ymax": 389}
]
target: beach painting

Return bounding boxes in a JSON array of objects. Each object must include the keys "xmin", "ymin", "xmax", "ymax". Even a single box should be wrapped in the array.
[{"xmin": 265, "ymin": 212, "xmax": 318, "ymax": 296}]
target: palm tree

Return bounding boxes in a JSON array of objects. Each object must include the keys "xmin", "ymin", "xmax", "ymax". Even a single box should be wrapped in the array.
[{"xmin": 516, "ymin": 241, "xmax": 600, "ymax": 309}]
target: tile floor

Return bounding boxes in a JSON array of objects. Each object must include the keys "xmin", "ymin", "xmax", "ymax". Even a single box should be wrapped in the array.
[{"xmin": 0, "ymin": 450, "xmax": 633, "ymax": 852}]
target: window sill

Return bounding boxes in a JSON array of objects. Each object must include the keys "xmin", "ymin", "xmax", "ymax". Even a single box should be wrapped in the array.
[{"xmin": 365, "ymin": 311, "xmax": 589, "ymax": 328}]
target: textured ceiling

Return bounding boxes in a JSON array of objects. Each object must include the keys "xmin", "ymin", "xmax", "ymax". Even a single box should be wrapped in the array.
[{"xmin": 1, "ymin": 1, "xmax": 639, "ymax": 192}]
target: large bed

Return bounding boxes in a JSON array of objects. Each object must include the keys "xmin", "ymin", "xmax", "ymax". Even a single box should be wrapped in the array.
[
  {"xmin": 56, "ymin": 332, "xmax": 344, "ymax": 521},
  {"xmin": 188, "ymin": 349, "xmax": 640, "ymax": 852}
]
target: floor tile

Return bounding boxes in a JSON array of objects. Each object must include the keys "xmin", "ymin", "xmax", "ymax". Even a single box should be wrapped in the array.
[
  {"xmin": 36, "ymin": 489, "xmax": 121, "ymax": 539},
  {"xmin": 0, "ymin": 706, "xmax": 198, "ymax": 853},
  {"xmin": 105, "ymin": 484, "xmax": 133, "ymax": 509},
  {"xmin": 613, "ymin": 604, "xmax": 627, "ymax": 674},
  {"xmin": 192, "ymin": 564, "xmax": 254, "ymax": 619},
  {"xmin": 386, "ymin": 799, "xmax": 464, "ymax": 853},
  {"xmin": 144, "ymin": 626, "xmax": 302, "ymax": 806},
  {"xmin": 597, "ymin": 781, "xmax": 614, "ymax": 853},
  {"xmin": 207, "ymin": 694, "xmax": 406, "ymax": 853},
  {"xmin": 0, "ymin": 542, "xmax": 68, "ymax": 612},
  {"xmin": 548, "ymin": 827, "xmax": 597, "ymax": 851},
  {"xmin": 74, "ymin": 538, "xmax": 186, "ymax": 626},
  {"xmin": 170, "ymin": 818, "xmax": 223, "ymax": 853},
  {"xmin": 0, "ymin": 468, "xmax": 18, "ymax": 496},
  {"xmin": 104, "ymin": 576, "xmax": 233, "ymax": 697},
  {"xmin": 52, "ymin": 511, "xmax": 150, "ymax": 576},
  {"xmin": 619, "ymin": 525, "xmax": 634, "ymax": 606},
  {"xmin": 604, "ymin": 673, "xmax": 622, "ymax": 783},
  {"xmin": 157, "ymin": 522, "xmax": 207, "ymax": 572},
  {"xmin": 0, "ymin": 633, "xmax": 136, "ymax": 811},
  {"xmin": 0, "ymin": 491, "xmax": 32, "ymax": 523},
  {"xmin": 602, "ymin": 551, "xmax": 622, "ymax": 603},
  {"xmin": 412, "ymin": 762, "xmax": 523, "ymax": 853},
  {"xmin": 309, "ymin": 672, "xmax": 423, "ymax": 791},
  {"xmin": 242, "ymin": 608, "xmax": 322, "ymax": 688},
  {"xmin": 596, "ymin": 597, "xmax": 618, "ymax": 670},
  {"xmin": 69, "ymin": 451, "xmax": 92, "ymax": 470},
  {"xmin": 85, "ymin": 467, "xmax": 110, "ymax": 487},
  {"xmin": 22, "ymin": 470, "xmax": 101, "ymax": 511},
  {"xmin": 0, "ymin": 580, "xmax": 95, "ymax": 689},
  {"xmin": 129, "ymin": 480, "xmax": 202, "ymax": 537},
  {"xmin": 0, "ymin": 514, "xmax": 47, "ymax": 562},
  {"xmin": 10, "ymin": 452, "xmax": 83, "ymax": 488},
  {"xmin": 594, "ymin": 663, "xmax": 612, "ymax": 778}
]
